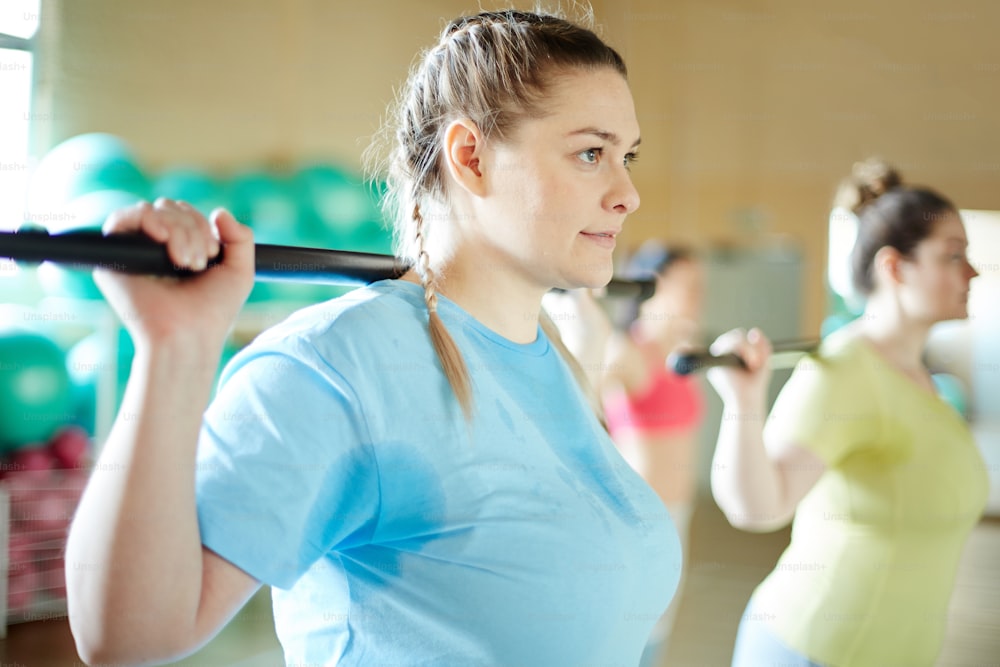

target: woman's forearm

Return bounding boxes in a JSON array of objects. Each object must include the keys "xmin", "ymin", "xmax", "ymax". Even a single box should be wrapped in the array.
[{"xmin": 710, "ymin": 398, "xmax": 789, "ymax": 532}]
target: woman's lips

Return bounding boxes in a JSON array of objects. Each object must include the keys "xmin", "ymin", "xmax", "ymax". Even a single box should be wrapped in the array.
[{"xmin": 580, "ymin": 231, "xmax": 617, "ymax": 249}]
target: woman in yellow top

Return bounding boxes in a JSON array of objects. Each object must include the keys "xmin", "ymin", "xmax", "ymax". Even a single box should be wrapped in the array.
[{"xmin": 707, "ymin": 159, "xmax": 988, "ymax": 667}]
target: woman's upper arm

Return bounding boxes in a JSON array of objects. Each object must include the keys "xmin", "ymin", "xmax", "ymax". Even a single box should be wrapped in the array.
[
  {"xmin": 603, "ymin": 333, "xmax": 649, "ymax": 393},
  {"xmin": 191, "ymin": 547, "xmax": 262, "ymax": 646},
  {"xmin": 757, "ymin": 346, "xmax": 869, "ymax": 526},
  {"xmin": 767, "ymin": 440, "xmax": 828, "ymax": 527}
]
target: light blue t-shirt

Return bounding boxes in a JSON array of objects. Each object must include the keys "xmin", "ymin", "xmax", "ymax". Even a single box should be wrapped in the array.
[{"xmin": 196, "ymin": 279, "xmax": 680, "ymax": 667}]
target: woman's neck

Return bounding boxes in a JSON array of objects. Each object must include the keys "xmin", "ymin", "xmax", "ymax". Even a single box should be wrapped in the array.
[
  {"xmin": 405, "ymin": 260, "xmax": 546, "ymax": 345},
  {"xmin": 856, "ymin": 296, "xmax": 932, "ymax": 373}
]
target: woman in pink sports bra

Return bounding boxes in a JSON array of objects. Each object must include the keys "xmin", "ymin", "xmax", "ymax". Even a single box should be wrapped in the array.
[
  {"xmin": 602, "ymin": 241, "xmax": 706, "ymax": 666},
  {"xmin": 604, "ymin": 242, "xmax": 705, "ymax": 509}
]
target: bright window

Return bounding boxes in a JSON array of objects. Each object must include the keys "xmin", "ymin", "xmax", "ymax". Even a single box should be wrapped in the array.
[{"xmin": 0, "ymin": 0, "xmax": 40, "ymax": 233}]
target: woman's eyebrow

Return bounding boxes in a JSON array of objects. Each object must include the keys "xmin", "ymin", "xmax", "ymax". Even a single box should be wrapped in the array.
[{"xmin": 567, "ymin": 127, "xmax": 642, "ymax": 148}]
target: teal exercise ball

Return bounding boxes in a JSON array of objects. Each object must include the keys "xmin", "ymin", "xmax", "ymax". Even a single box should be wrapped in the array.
[
  {"xmin": 228, "ymin": 170, "xmax": 300, "ymax": 244},
  {"xmin": 0, "ymin": 255, "xmax": 46, "ymax": 307},
  {"xmin": 151, "ymin": 168, "xmax": 231, "ymax": 216},
  {"xmin": 27, "ymin": 134, "xmax": 147, "ymax": 301},
  {"xmin": 228, "ymin": 170, "xmax": 302, "ymax": 302},
  {"xmin": 35, "ymin": 189, "xmax": 142, "ymax": 300},
  {"xmin": 294, "ymin": 163, "xmax": 381, "ymax": 246},
  {"xmin": 44, "ymin": 187, "xmax": 141, "ymax": 235},
  {"xmin": 0, "ymin": 330, "xmax": 73, "ymax": 452},
  {"xmin": 345, "ymin": 180, "xmax": 392, "ymax": 254},
  {"xmin": 66, "ymin": 328, "xmax": 135, "ymax": 436},
  {"xmin": 348, "ymin": 219, "xmax": 394, "ymax": 255},
  {"xmin": 26, "ymin": 133, "xmax": 149, "ymax": 223}
]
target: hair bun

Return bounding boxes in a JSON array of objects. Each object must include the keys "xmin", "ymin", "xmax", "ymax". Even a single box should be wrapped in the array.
[{"xmin": 834, "ymin": 157, "xmax": 903, "ymax": 214}]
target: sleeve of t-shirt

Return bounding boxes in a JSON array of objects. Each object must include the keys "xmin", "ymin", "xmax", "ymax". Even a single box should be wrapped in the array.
[
  {"xmin": 195, "ymin": 342, "xmax": 380, "ymax": 590},
  {"xmin": 763, "ymin": 348, "xmax": 880, "ymax": 467}
]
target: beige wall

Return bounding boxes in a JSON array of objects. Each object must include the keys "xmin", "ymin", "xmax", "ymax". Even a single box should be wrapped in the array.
[{"xmin": 32, "ymin": 0, "xmax": 1000, "ymax": 334}]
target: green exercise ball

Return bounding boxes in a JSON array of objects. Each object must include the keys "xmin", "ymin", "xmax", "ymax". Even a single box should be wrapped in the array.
[
  {"xmin": 294, "ymin": 163, "xmax": 381, "ymax": 246},
  {"xmin": 228, "ymin": 170, "xmax": 300, "ymax": 244},
  {"xmin": 0, "ymin": 255, "xmax": 46, "ymax": 307},
  {"xmin": 35, "ymin": 189, "xmax": 143, "ymax": 300},
  {"xmin": 26, "ymin": 133, "xmax": 149, "ymax": 222},
  {"xmin": 228, "ymin": 170, "xmax": 303, "ymax": 302},
  {"xmin": 211, "ymin": 340, "xmax": 243, "ymax": 398},
  {"xmin": 347, "ymin": 219, "xmax": 394, "ymax": 255},
  {"xmin": 151, "ymin": 168, "xmax": 231, "ymax": 216},
  {"xmin": 65, "ymin": 327, "xmax": 135, "ymax": 436},
  {"xmin": 0, "ymin": 330, "xmax": 73, "ymax": 452}
]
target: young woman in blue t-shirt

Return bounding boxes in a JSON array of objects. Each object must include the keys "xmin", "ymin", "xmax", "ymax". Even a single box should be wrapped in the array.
[{"xmin": 65, "ymin": 9, "xmax": 681, "ymax": 666}]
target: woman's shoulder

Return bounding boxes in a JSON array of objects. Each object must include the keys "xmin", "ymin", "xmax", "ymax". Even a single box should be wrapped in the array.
[
  {"xmin": 224, "ymin": 280, "xmax": 433, "ymax": 384},
  {"xmin": 252, "ymin": 279, "xmax": 426, "ymax": 348},
  {"xmin": 810, "ymin": 325, "xmax": 872, "ymax": 369},
  {"xmin": 782, "ymin": 327, "xmax": 876, "ymax": 395}
]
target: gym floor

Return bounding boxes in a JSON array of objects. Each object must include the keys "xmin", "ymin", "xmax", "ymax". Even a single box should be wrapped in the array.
[{"xmin": 1, "ymin": 492, "xmax": 998, "ymax": 666}]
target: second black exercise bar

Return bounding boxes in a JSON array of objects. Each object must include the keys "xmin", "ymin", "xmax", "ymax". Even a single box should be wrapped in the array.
[{"xmin": 667, "ymin": 339, "xmax": 821, "ymax": 375}]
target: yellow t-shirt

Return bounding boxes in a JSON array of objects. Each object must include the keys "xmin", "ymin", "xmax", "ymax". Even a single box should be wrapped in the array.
[{"xmin": 751, "ymin": 332, "xmax": 989, "ymax": 667}]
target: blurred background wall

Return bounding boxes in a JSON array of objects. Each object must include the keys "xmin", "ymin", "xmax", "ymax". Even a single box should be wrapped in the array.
[{"xmin": 28, "ymin": 0, "xmax": 1000, "ymax": 335}]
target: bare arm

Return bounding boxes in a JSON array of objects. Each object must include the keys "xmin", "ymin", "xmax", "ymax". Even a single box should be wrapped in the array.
[
  {"xmin": 541, "ymin": 289, "xmax": 651, "ymax": 393},
  {"xmin": 604, "ymin": 313, "xmax": 700, "ymax": 396},
  {"xmin": 706, "ymin": 328, "xmax": 826, "ymax": 532},
  {"xmin": 602, "ymin": 329, "xmax": 651, "ymax": 394},
  {"xmin": 65, "ymin": 201, "xmax": 260, "ymax": 665},
  {"xmin": 541, "ymin": 289, "xmax": 617, "ymax": 390}
]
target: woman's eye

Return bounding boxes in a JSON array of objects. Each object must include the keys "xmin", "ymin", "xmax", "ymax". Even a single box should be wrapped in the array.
[
  {"xmin": 624, "ymin": 152, "xmax": 640, "ymax": 169},
  {"xmin": 579, "ymin": 148, "xmax": 601, "ymax": 164}
]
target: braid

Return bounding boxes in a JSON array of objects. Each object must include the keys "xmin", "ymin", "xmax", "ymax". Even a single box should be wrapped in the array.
[{"xmin": 413, "ymin": 203, "xmax": 473, "ymax": 418}]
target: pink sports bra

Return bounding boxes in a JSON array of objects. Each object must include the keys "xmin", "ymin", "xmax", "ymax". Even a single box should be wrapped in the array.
[{"xmin": 604, "ymin": 363, "xmax": 705, "ymax": 438}]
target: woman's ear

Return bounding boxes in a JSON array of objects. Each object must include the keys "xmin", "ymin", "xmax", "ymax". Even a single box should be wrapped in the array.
[
  {"xmin": 443, "ymin": 119, "xmax": 486, "ymax": 196},
  {"xmin": 872, "ymin": 245, "xmax": 905, "ymax": 288}
]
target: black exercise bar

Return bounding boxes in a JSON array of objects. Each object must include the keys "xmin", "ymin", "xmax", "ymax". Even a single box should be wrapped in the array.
[{"xmin": 0, "ymin": 229, "xmax": 656, "ymax": 300}]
